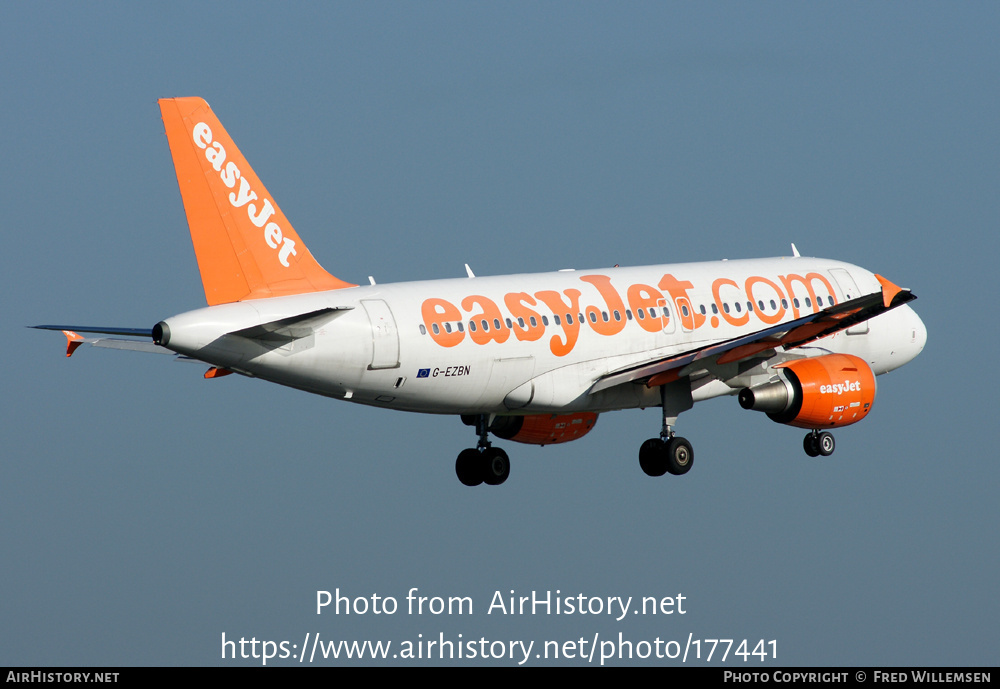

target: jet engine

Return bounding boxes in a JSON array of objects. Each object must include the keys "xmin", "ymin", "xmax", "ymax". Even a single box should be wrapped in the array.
[
  {"xmin": 485, "ymin": 412, "xmax": 599, "ymax": 445},
  {"xmin": 738, "ymin": 354, "xmax": 876, "ymax": 429}
]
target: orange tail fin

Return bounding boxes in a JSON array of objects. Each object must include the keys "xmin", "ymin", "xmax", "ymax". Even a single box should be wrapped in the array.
[{"xmin": 159, "ymin": 97, "xmax": 355, "ymax": 305}]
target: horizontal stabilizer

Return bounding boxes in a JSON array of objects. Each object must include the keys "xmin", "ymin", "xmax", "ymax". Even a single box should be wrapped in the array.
[
  {"xmin": 229, "ymin": 306, "xmax": 352, "ymax": 342},
  {"xmin": 91, "ymin": 339, "xmax": 173, "ymax": 354},
  {"xmin": 32, "ymin": 325, "xmax": 152, "ymax": 337},
  {"xmin": 32, "ymin": 325, "xmax": 178, "ymax": 358}
]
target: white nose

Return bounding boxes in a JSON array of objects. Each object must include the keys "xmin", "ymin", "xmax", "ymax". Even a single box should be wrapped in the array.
[{"xmin": 902, "ymin": 304, "xmax": 927, "ymax": 364}]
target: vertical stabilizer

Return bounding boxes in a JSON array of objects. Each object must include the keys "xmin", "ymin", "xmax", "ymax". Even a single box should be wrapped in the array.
[{"xmin": 159, "ymin": 97, "xmax": 355, "ymax": 305}]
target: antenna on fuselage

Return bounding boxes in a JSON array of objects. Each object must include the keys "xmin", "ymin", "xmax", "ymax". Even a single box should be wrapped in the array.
[
  {"xmin": 465, "ymin": 264, "xmax": 475, "ymax": 278},
  {"xmin": 791, "ymin": 243, "xmax": 801, "ymax": 257}
]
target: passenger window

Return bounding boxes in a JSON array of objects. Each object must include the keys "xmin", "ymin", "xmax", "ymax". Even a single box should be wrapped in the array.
[
  {"xmin": 734, "ymin": 302, "xmax": 742, "ymax": 313},
  {"xmin": 649, "ymin": 307, "xmax": 657, "ymax": 318},
  {"xmin": 682, "ymin": 305, "xmax": 689, "ymax": 317},
  {"xmin": 805, "ymin": 297, "xmax": 812, "ymax": 307},
  {"xmin": 781, "ymin": 299, "xmax": 788, "ymax": 309},
  {"xmin": 457, "ymin": 322, "xmax": 464, "ymax": 332},
  {"xmin": 589, "ymin": 312, "xmax": 598, "ymax": 323},
  {"xmin": 613, "ymin": 310, "xmax": 621, "ymax": 321},
  {"xmin": 711, "ymin": 303, "xmax": 719, "ymax": 314},
  {"xmin": 469, "ymin": 321, "xmax": 477, "ymax": 332},
  {"xmin": 530, "ymin": 316, "xmax": 537, "ymax": 327},
  {"xmin": 747, "ymin": 301, "xmax": 753, "ymax": 312},
  {"xmin": 793, "ymin": 298, "xmax": 800, "ymax": 308},
  {"xmin": 432, "ymin": 324, "xmax": 440, "ymax": 335},
  {"xmin": 444, "ymin": 322, "xmax": 452, "ymax": 333},
  {"xmin": 602, "ymin": 311, "xmax": 609, "ymax": 322},
  {"xmin": 566, "ymin": 314, "xmax": 574, "ymax": 325},
  {"xmin": 542, "ymin": 315, "xmax": 549, "ymax": 326},
  {"xmin": 626, "ymin": 310, "xmax": 633, "ymax": 320},
  {"xmin": 637, "ymin": 308, "xmax": 646, "ymax": 320},
  {"xmin": 517, "ymin": 317, "xmax": 525, "ymax": 328},
  {"xmin": 699, "ymin": 305, "xmax": 706, "ymax": 315},
  {"xmin": 481, "ymin": 319, "xmax": 489, "ymax": 332},
  {"xmin": 758, "ymin": 300, "xmax": 765, "ymax": 311},
  {"xmin": 419, "ymin": 324, "xmax": 427, "ymax": 335},
  {"xmin": 770, "ymin": 300, "xmax": 776, "ymax": 310},
  {"xmin": 493, "ymin": 318, "xmax": 501, "ymax": 330},
  {"xmin": 506, "ymin": 318, "xmax": 513, "ymax": 329}
]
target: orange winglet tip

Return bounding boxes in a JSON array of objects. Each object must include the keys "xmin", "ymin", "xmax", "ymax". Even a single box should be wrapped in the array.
[
  {"xmin": 875, "ymin": 274, "xmax": 905, "ymax": 309},
  {"xmin": 63, "ymin": 330, "xmax": 85, "ymax": 357},
  {"xmin": 204, "ymin": 367, "xmax": 234, "ymax": 379}
]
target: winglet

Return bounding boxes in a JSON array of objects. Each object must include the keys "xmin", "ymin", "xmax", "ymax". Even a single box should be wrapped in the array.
[
  {"xmin": 875, "ymin": 274, "xmax": 905, "ymax": 308},
  {"xmin": 158, "ymin": 97, "xmax": 356, "ymax": 305},
  {"xmin": 63, "ymin": 330, "xmax": 85, "ymax": 357}
]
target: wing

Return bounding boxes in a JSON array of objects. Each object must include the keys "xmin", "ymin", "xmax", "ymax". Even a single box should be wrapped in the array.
[{"xmin": 591, "ymin": 274, "xmax": 916, "ymax": 393}]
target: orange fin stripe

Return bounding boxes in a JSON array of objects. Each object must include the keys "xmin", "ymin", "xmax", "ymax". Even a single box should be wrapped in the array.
[{"xmin": 158, "ymin": 98, "xmax": 355, "ymax": 305}]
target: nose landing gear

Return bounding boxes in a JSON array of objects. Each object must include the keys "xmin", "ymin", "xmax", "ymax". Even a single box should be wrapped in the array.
[{"xmin": 803, "ymin": 430, "xmax": 835, "ymax": 457}]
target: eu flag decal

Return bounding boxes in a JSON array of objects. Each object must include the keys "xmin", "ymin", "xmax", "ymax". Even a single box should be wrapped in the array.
[{"xmin": 417, "ymin": 368, "xmax": 430, "ymax": 378}]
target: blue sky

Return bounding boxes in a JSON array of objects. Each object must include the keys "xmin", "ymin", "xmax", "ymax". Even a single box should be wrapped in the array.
[{"xmin": 2, "ymin": 2, "xmax": 997, "ymax": 666}]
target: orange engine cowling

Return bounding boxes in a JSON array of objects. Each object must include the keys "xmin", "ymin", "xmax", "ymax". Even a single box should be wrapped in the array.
[
  {"xmin": 738, "ymin": 353, "xmax": 876, "ymax": 429},
  {"xmin": 489, "ymin": 412, "xmax": 599, "ymax": 446}
]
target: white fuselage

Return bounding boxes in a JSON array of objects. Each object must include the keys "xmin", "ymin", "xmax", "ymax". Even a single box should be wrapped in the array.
[{"xmin": 158, "ymin": 256, "xmax": 927, "ymax": 416}]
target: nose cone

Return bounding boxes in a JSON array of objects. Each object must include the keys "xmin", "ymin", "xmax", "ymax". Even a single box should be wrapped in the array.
[
  {"xmin": 897, "ymin": 304, "xmax": 927, "ymax": 367},
  {"xmin": 869, "ymin": 303, "xmax": 926, "ymax": 374},
  {"xmin": 910, "ymin": 305, "xmax": 927, "ymax": 356}
]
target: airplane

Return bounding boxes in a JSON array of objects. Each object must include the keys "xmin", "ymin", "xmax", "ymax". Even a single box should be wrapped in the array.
[{"xmin": 34, "ymin": 97, "xmax": 927, "ymax": 486}]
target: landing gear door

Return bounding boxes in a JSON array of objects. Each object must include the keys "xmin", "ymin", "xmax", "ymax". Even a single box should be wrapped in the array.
[
  {"xmin": 829, "ymin": 269, "xmax": 869, "ymax": 335},
  {"xmin": 362, "ymin": 299, "xmax": 400, "ymax": 369}
]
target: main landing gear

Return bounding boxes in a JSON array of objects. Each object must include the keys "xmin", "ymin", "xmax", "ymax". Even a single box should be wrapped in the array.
[
  {"xmin": 639, "ymin": 382, "xmax": 695, "ymax": 478},
  {"xmin": 639, "ymin": 435, "xmax": 693, "ymax": 476},
  {"xmin": 803, "ymin": 430, "xmax": 836, "ymax": 457},
  {"xmin": 638, "ymin": 413, "xmax": 694, "ymax": 478},
  {"xmin": 455, "ymin": 414, "xmax": 510, "ymax": 487}
]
